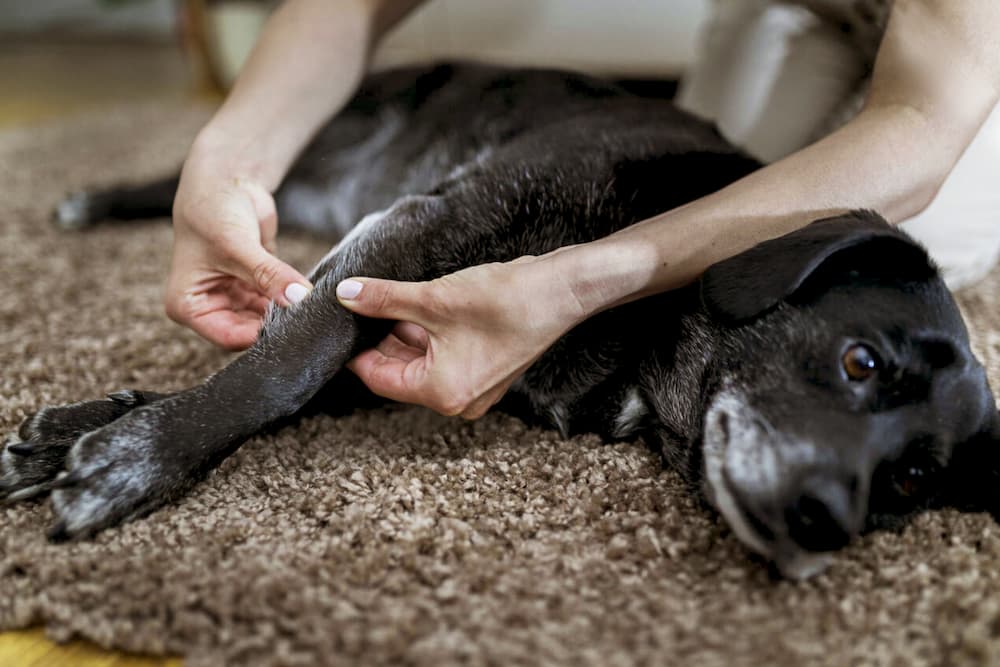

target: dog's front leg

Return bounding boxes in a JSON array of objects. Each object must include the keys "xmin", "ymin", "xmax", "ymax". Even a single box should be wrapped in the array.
[{"xmin": 46, "ymin": 193, "xmax": 493, "ymax": 539}]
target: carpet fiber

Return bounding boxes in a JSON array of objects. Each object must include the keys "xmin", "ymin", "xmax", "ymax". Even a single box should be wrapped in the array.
[{"xmin": 3, "ymin": 105, "xmax": 1000, "ymax": 667}]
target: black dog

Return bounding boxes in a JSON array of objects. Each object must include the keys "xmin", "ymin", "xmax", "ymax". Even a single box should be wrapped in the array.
[{"xmin": 4, "ymin": 64, "xmax": 998, "ymax": 579}]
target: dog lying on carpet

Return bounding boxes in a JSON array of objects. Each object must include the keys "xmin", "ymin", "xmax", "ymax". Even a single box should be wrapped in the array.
[{"xmin": 3, "ymin": 63, "xmax": 999, "ymax": 579}]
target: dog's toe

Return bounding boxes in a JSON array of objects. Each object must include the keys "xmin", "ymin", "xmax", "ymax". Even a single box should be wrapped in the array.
[
  {"xmin": 49, "ymin": 482, "xmax": 129, "ymax": 541},
  {"xmin": 2, "ymin": 429, "xmax": 72, "ymax": 502}
]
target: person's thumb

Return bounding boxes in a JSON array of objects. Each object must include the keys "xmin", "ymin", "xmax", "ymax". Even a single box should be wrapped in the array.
[
  {"xmin": 335, "ymin": 277, "xmax": 430, "ymax": 324},
  {"xmin": 234, "ymin": 244, "xmax": 313, "ymax": 306}
]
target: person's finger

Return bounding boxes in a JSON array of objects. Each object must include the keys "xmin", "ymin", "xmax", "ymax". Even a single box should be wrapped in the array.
[
  {"xmin": 186, "ymin": 309, "xmax": 262, "ymax": 350},
  {"xmin": 335, "ymin": 277, "xmax": 434, "ymax": 324},
  {"xmin": 216, "ymin": 278, "xmax": 274, "ymax": 314},
  {"xmin": 391, "ymin": 321, "xmax": 430, "ymax": 349},
  {"xmin": 240, "ymin": 179, "xmax": 279, "ymax": 239},
  {"xmin": 374, "ymin": 333, "xmax": 425, "ymax": 364},
  {"xmin": 247, "ymin": 295, "xmax": 272, "ymax": 316},
  {"xmin": 460, "ymin": 385, "xmax": 508, "ymax": 420},
  {"xmin": 346, "ymin": 348, "xmax": 427, "ymax": 404},
  {"xmin": 349, "ymin": 346, "xmax": 485, "ymax": 417},
  {"xmin": 229, "ymin": 243, "xmax": 313, "ymax": 307}
]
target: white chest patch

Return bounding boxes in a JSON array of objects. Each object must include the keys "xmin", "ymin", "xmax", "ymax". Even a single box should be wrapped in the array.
[{"xmin": 612, "ymin": 387, "xmax": 648, "ymax": 439}]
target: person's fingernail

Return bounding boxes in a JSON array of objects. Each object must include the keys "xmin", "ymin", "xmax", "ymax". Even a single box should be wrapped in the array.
[
  {"xmin": 337, "ymin": 279, "xmax": 363, "ymax": 300},
  {"xmin": 284, "ymin": 283, "xmax": 310, "ymax": 305}
]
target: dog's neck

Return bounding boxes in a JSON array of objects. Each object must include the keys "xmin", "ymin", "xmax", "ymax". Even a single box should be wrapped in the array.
[{"xmin": 638, "ymin": 307, "xmax": 720, "ymax": 472}]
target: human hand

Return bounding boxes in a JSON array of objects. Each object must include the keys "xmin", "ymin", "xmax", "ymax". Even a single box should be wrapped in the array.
[
  {"xmin": 166, "ymin": 152, "xmax": 312, "ymax": 350},
  {"xmin": 335, "ymin": 257, "xmax": 586, "ymax": 418}
]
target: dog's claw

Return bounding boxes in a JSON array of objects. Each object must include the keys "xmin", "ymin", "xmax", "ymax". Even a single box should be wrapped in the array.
[
  {"xmin": 107, "ymin": 390, "xmax": 141, "ymax": 407},
  {"xmin": 6, "ymin": 442, "xmax": 35, "ymax": 457}
]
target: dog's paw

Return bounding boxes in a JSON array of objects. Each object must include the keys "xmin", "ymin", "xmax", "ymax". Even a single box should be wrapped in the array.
[
  {"xmin": 52, "ymin": 190, "xmax": 107, "ymax": 230},
  {"xmin": 48, "ymin": 404, "xmax": 191, "ymax": 541},
  {"xmin": 2, "ymin": 391, "xmax": 159, "ymax": 502}
]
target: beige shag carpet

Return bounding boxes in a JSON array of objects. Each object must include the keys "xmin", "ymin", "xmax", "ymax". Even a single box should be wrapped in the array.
[{"xmin": 3, "ymin": 105, "xmax": 1000, "ymax": 667}]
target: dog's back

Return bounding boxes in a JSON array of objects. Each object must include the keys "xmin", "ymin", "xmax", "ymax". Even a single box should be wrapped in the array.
[
  {"xmin": 280, "ymin": 63, "xmax": 760, "ymax": 242},
  {"xmin": 56, "ymin": 63, "xmax": 761, "ymax": 249}
]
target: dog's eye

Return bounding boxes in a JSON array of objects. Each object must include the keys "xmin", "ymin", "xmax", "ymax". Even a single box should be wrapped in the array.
[{"xmin": 842, "ymin": 344, "xmax": 880, "ymax": 381}]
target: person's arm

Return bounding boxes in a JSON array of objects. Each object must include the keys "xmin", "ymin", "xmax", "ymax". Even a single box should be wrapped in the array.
[
  {"xmin": 337, "ymin": 0, "xmax": 1000, "ymax": 417},
  {"xmin": 547, "ymin": 0, "xmax": 1000, "ymax": 316},
  {"xmin": 168, "ymin": 0, "xmax": 426, "ymax": 349}
]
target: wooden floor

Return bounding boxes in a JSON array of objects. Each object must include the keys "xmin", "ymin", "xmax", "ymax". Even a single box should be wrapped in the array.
[
  {"xmin": 0, "ymin": 629, "xmax": 181, "ymax": 667},
  {"xmin": 0, "ymin": 34, "xmax": 204, "ymax": 127},
  {"xmin": 0, "ymin": 34, "xmax": 204, "ymax": 667}
]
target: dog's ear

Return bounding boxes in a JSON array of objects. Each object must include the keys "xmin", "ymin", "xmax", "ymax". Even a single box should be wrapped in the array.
[{"xmin": 699, "ymin": 210, "xmax": 937, "ymax": 323}]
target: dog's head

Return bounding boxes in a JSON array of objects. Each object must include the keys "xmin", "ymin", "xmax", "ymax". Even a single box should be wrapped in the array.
[{"xmin": 696, "ymin": 211, "xmax": 1000, "ymax": 578}]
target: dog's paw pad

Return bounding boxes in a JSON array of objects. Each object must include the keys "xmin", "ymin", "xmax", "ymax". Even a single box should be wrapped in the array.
[{"xmin": 52, "ymin": 191, "xmax": 105, "ymax": 230}]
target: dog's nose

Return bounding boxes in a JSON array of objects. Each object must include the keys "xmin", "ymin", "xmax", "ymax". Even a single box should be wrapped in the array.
[{"xmin": 784, "ymin": 475, "xmax": 861, "ymax": 552}]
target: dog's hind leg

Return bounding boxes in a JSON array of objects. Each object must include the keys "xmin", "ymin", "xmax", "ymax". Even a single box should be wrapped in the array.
[
  {"xmin": 50, "ymin": 100, "xmax": 403, "ymax": 234},
  {"xmin": 53, "ymin": 176, "xmax": 180, "ymax": 230}
]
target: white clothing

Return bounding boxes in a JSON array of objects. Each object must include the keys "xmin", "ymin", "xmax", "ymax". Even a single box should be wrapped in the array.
[{"xmin": 677, "ymin": 0, "xmax": 1000, "ymax": 289}]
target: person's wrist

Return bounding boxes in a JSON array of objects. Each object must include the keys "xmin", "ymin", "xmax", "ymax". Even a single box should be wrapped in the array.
[
  {"xmin": 537, "ymin": 235, "xmax": 660, "ymax": 320},
  {"xmin": 186, "ymin": 125, "xmax": 282, "ymax": 192}
]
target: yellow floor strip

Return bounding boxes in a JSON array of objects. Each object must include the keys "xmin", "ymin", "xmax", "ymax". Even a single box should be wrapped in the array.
[{"xmin": 0, "ymin": 628, "xmax": 181, "ymax": 667}]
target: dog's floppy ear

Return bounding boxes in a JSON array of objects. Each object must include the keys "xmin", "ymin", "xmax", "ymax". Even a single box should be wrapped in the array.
[{"xmin": 699, "ymin": 210, "xmax": 936, "ymax": 323}]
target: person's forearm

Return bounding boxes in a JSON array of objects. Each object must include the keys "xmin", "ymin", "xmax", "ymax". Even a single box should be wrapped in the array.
[
  {"xmin": 189, "ymin": 0, "xmax": 420, "ymax": 191},
  {"xmin": 549, "ymin": 0, "xmax": 1000, "ymax": 321},
  {"xmin": 549, "ymin": 104, "xmax": 960, "ymax": 317}
]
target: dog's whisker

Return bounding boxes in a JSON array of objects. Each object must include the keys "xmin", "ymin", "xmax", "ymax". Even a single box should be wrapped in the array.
[{"xmin": 107, "ymin": 390, "xmax": 141, "ymax": 407}]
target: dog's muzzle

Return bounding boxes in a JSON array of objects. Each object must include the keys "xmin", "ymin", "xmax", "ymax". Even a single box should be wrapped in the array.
[{"xmin": 701, "ymin": 389, "xmax": 870, "ymax": 579}]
